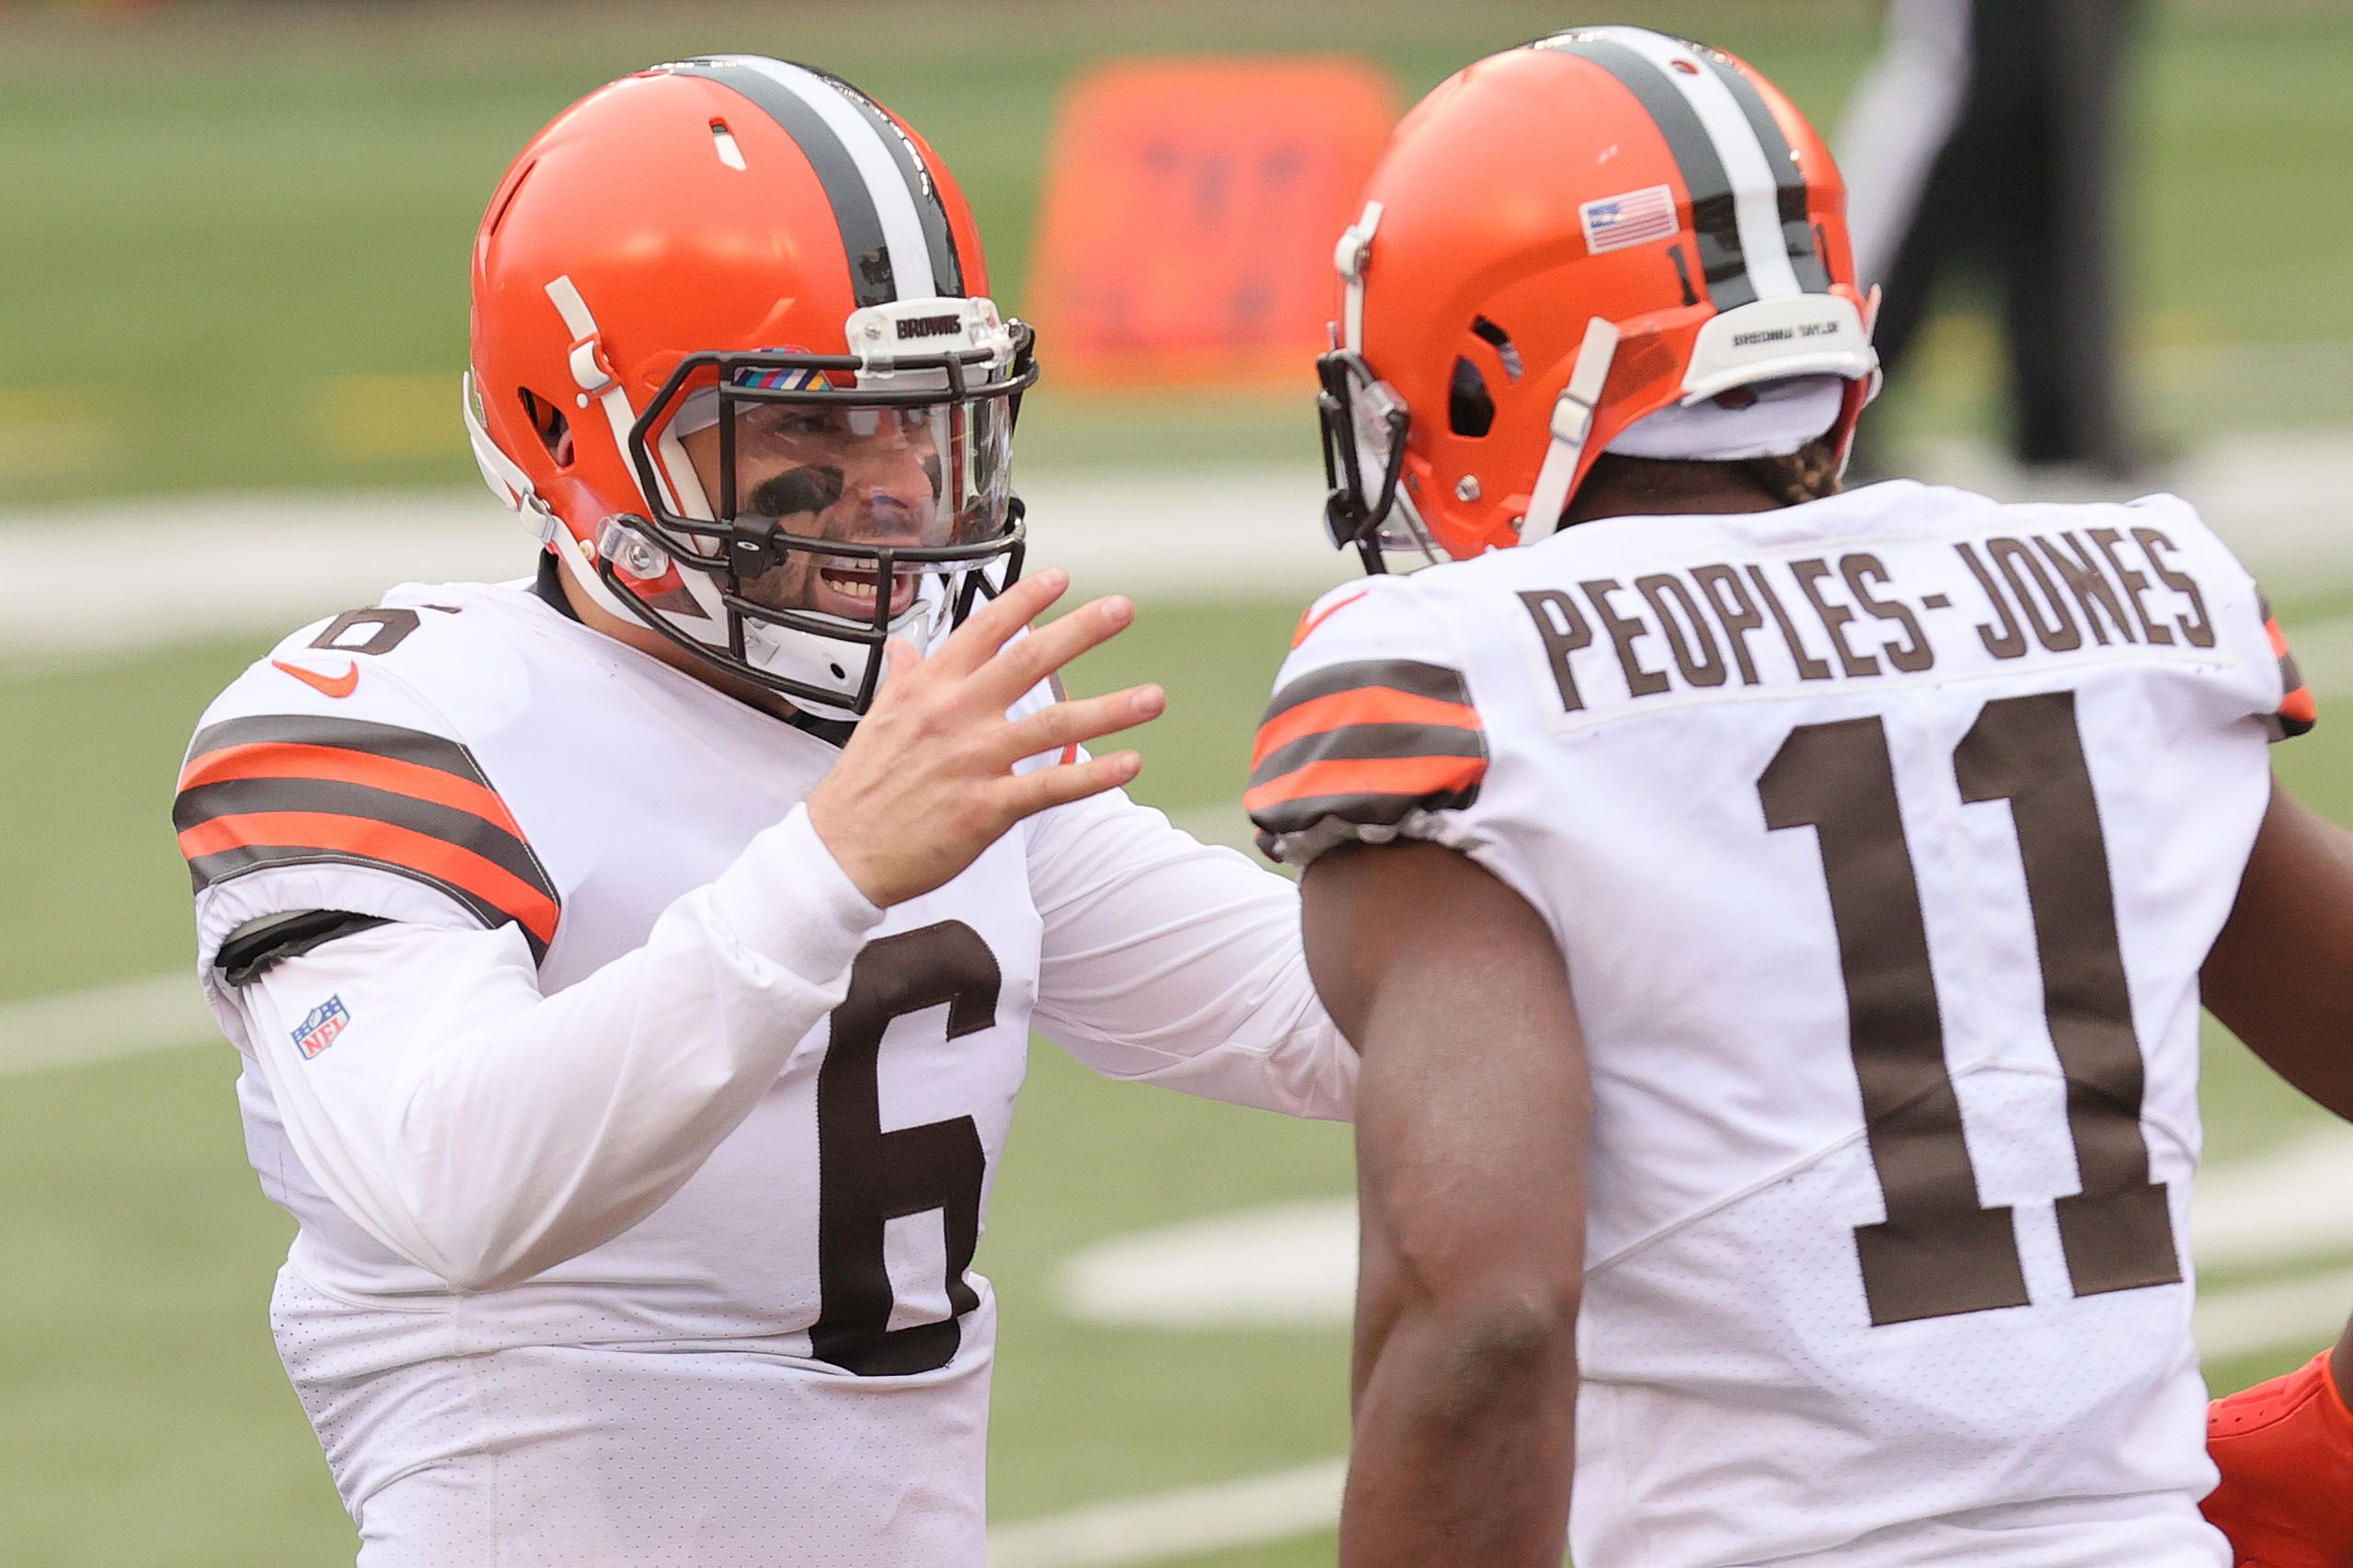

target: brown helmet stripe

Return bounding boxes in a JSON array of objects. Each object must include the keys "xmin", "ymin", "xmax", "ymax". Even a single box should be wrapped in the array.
[
  {"xmin": 1535, "ymin": 33, "xmax": 1754, "ymax": 309},
  {"xmin": 660, "ymin": 59, "xmax": 901, "ymax": 307},
  {"xmin": 1692, "ymin": 47, "xmax": 1831, "ymax": 292},
  {"xmin": 807, "ymin": 66, "xmax": 965, "ymax": 298}
]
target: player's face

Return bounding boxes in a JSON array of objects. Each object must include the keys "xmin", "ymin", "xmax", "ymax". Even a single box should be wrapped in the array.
[{"xmin": 682, "ymin": 403, "xmax": 949, "ymax": 623}]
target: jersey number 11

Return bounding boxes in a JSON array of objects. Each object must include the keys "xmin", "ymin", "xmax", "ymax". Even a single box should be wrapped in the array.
[{"xmin": 1760, "ymin": 690, "xmax": 2182, "ymax": 1327}]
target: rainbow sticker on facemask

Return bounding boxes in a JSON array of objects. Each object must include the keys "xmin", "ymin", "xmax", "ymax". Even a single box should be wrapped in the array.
[
  {"xmin": 673, "ymin": 350, "xmax": 848, "ymax": 438},
  {"xmin": 729, "ymin": 354, "xmax": 841, "ymax": 393}
]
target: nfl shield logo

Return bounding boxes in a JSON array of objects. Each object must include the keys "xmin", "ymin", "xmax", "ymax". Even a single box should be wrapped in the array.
[{"xmin": 292, "ymin": 995, "xmax": 350, "ymax": 1060}]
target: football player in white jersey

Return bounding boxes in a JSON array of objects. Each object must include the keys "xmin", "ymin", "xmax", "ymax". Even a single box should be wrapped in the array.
[
  {"xmin": 172, "ymin": 59, "xmax": 1353, "ymax": 1567},
  {"xmin": 1246, "ymin": 27, "xmax": 2353, "ymax": 1568}
]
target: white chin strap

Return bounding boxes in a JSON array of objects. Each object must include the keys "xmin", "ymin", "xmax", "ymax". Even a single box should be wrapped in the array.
[
  {"xmin": 543, "ymin": 275, "xmax": 713, "ymax": 527},
  {"xmin": 1519, "ymin": 319, "xmax": 1623, "ymax": 544},
  {"xmin": 463, "ymin": 371, "xmax": 562, "ymax": 543},
  {"xmin": 463, "ymin": 370, "xmax": 646, "ymax": 626},
  {"xmin": 1336, "ymin": 200, "xmax": 1383, "ymax": 354},
  {"xmin": 1518, "ymin": 289, "xmax": 1883, "ymax": 539},
  {"xmin": 467, "ymin": 275, "xmax": 734, "ymax": 640}
]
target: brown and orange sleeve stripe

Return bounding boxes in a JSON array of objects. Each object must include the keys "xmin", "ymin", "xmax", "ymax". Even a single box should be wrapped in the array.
[
  {"xmin": 174, "ymin": 715, "xmax": 560, "ymax": 961},
  {"xmin": 1245, "ymin": 658, "xmax": 1489, "ymax": 843},
  {"xmin": 2258, "ymin": 591, "xmax": 2317, "ymax": 740}
]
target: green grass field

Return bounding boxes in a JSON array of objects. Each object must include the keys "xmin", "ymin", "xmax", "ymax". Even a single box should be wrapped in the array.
[{"xmin": 5, "ymin": 1, "xmax": 2353, "ymax": 1562}]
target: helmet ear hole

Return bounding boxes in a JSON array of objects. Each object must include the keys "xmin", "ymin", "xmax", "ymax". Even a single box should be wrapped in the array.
[
  {"xmin": 1469, "ymin": 315, "xmax": 1524, "ymax": 382},
  {"xmin": 1448, "ymin": 357, "xmax": 1495, "ymax": 438},
  {"xmin": 517, "ymin": 387, "xmax": 573, "ymax": 466}
]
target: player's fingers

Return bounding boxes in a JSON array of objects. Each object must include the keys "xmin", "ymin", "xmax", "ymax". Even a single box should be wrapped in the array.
[
  {"xmin": 867, "ymin": 636, "xmax": 924, "ymax": 706},
  {"xmin": 926, "ymin": 568, "xmax": 1070, "ymax": 678},
  {"xmin": 995, "ymin": 683, "xmax": 1165, "ymax": 764},
  {"xmin": 972, "ymin": 594, "xmax": 1137, "ymax": 704},
  {"xmin": 996, "ymin": 750, "xmax": 1145, "ymax": 819}
]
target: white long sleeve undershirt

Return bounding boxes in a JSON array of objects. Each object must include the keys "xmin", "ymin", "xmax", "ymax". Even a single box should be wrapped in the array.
[
  {"xmin": 227, "ymin": 794, "xmax": 1349, "ymax": 1294},
  {"xmin": 234, "ymin": 804, "xmax": 881, "ymax": 1292}
]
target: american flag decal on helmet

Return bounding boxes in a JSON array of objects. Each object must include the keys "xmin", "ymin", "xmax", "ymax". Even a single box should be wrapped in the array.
[
  {"xmin": 1581, "ymin": 185, "xmax": 1680, "ymax": 254},
  {"xmin": 1537, "ymin": 28, "xmax": 1831, "ymax": 308}
]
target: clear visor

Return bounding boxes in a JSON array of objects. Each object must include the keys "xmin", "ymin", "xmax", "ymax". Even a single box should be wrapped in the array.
[
  {"xmin": 674, "ymin": 390, "xmax": 1015, "ymax": 624},
  {"xmin": 681, "ymin": 392, "xmax": 1014, "ymax": 549}
]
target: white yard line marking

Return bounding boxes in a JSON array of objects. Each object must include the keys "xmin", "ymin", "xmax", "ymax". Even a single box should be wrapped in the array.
[
  {"xmin": 0, "ymin": 971, "xmax": 212, "ymax": 1079},
  {"xmin": 1062, "ymin": 1199, "xmax": 1354, "ymax": 1331},
  {"xmin": 2196, "ymin": 1268, "xmax": 2353, "ymax": 1364},
  {"xmin": 2194, "ymin": 1125, "xmax": 2353, "ymax": 1271},
  {"xmin": 1055, "ymin": 1158, "xmax": 2353, "ymax": 1338},
  {"xmin": 5, "ymin": 430, "xmax": 2353, "ymax": 659},
  {"xmin": 987, "ymin": 1459, "xmax": 1343, "ymax": 1568},
  {"xmin": 988, "ymin": 1265, "xmax": 2353, "ymax": 1568},
  {"xmin": 0, "ymin": 468, "xmax": 1349, "ymax": 661}
]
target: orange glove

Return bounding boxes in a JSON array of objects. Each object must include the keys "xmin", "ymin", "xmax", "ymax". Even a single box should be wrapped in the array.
[{"xmin": 2204, "ymin": 1350, "xmax": 2353, "ymax": 1567}]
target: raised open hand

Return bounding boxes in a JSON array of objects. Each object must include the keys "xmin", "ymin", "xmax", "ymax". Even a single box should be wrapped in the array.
[{"xmin": 806, "ymin": 568, "xmax": 1165, "ymax": 907}]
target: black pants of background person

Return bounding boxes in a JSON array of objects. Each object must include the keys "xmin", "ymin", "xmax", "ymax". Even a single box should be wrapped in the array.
[{"xmin": 1838, "ymin": 0, "xmax": 2142, "ymax": 473}]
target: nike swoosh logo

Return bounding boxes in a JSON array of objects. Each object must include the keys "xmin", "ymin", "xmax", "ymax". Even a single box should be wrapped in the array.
[
  {"xmin": 271, "ymin": 659, "xmax": 360, "ymax": 699},
  {"xmin": 1291, "ymin": 589, "xmax": 1370, "ymax": 648}
]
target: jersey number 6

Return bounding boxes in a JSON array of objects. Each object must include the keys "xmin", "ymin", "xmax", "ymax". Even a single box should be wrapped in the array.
[
  {"xmin": 810, "ymin": 921, "xmax": 1000, "ymax": 1375},
  {"xmin": 1760, "ymin": 690, "xmax": 2181, "ymax": 1327}
]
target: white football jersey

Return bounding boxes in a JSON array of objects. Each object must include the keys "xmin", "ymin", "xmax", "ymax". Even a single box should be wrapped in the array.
[
  {"xmin": 1252, "ymin": 480, "xmax": 2310, "ymax": 1567},
  {"xmin": 176, "ymin": 568, "xmax": 1351, "ymax": 1566}
]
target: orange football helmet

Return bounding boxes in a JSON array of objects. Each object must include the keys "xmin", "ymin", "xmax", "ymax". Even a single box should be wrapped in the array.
[
  {"xmin": 465, "ymin": 56, "xmax": 1035, "ymax": 713},
  {"xmin": 1317, "ymin": 26, "xmax": 1881, "ymax": 571}
]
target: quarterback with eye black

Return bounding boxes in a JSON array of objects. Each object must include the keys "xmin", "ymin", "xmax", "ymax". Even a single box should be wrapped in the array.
[
  {"xmin": 1247, "ymin": 26, "xmax": 2353, "ymax": 1567},
  {"xmin": 170, "ymin": 58, "xmax": 1352, "ymax": 1567}
]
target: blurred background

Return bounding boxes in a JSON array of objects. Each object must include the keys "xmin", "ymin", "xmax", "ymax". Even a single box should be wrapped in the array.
[{"xmin": 3, "ymin": 1, "xmax": 2350, "ymax": 1562}]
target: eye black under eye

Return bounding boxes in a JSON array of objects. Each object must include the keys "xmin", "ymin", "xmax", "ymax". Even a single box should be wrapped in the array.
[{"xmin": 744, "ymin": 465, "xmax": 844, "ymax": 518}]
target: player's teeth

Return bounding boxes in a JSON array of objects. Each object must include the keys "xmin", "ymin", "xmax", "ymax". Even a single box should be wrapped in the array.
[{"xmin": 824, "ymin": 571, "xmax": 879, "ymax": 604}]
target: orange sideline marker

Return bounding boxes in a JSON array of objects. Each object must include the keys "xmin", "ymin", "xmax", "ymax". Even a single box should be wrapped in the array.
[{"xmin": 1027, "ymin": 57, "xmax": 1398, "ymax": 392}]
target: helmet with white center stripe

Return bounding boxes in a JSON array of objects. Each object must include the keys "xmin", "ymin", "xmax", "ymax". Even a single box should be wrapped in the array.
[
  {"xmin": 1316, "ymin": 27, "xmax": 1881, "ymax": 571},
  {"xmin": 465, "ymin": 57, "xmax": 1035, "ymax": 714}
]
